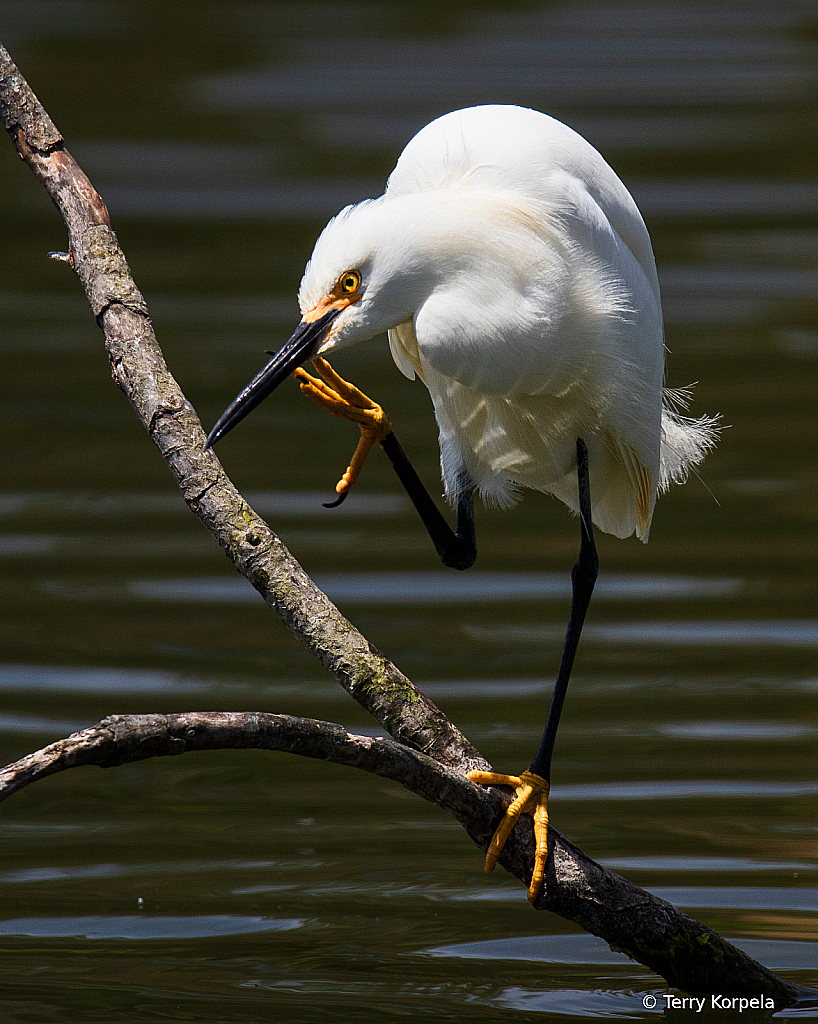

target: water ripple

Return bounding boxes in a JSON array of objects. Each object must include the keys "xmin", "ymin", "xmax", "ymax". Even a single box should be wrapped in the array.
[
  {"xmin": 604, "ymin": 855, "xmax": 817, "ymax": 873},
  {"xmin": 427, "ymin": 931, "xmax": 818, "ymax": 970},
  {"xmin": 557, "ymin": 780, "xmax": 818, "ymax": 801},
  {"xmin": 470, "ymin": 620, "xmax": 818, "ymax": 646},
  {"xmin": 0, "ymin": 665, "xmax": 204, "ymax": 695},
  {"xmin": 124, "ymin": 572, "xmax": 739, "ymax": 604},
  {"xmin": 0, "ymin": 489, "xmax": 404, "ymax": 520},
  {"xmin": 0, "ymin": 915, "xmax": 305, "ymax": 940},
  {"xmin": 650, "ymin": 887, "xmax": 818, "ymax": 912}
]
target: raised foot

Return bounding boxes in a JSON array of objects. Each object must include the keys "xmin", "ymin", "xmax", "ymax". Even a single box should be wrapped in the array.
[
  {"xmin": 466, "ymin": 769, "xmax": 550, "ymax": 903},
  {"xmin": 292, "ymin": 356, "xmax": 392, "ymax": 498}
]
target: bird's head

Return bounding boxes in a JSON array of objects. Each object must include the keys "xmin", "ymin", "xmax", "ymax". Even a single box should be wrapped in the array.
[
  {"xmin": 204, "ymin": 196, "xmax": 432, "ymax": 449},
  {"xmin": 204, "ymin": 186, "xmax": 554, "ymax": 448},
  {"xmin": 297, "ymin": 197, "xmax": 429, "ymax": 350}
]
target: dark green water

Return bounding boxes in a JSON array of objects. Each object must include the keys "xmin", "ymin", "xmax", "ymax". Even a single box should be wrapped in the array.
[{"xmin": 1, "ymin": 2, "xmax": 817, "ymax": 1020}]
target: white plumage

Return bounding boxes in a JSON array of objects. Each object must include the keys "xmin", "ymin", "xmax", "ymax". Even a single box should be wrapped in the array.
[
  {"xmin": 204, "ymin": 104, "xmax": 721, "ymax": 901},
  {"xmin": 297, "ymin": 104, "xmax": 717, "ymax": 540}
]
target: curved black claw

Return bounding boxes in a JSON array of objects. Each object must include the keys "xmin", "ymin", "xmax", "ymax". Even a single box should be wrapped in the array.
[{"xmin": 323, "ymin": 492, "xmax": 349, "ymax": 509}]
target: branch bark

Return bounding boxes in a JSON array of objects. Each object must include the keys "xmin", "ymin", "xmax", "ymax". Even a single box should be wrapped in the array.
[
  {"xmin": 0, "ymin": 43, "xmax": 482, "ymax": 777},
  {"xmin": 1, "ymin": 42, "xmax": 814, "ymax": 1008}
]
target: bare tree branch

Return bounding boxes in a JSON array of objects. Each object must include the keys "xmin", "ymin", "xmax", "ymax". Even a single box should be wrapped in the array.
[
  {"xmin": 1, "ymin": 42, "xmax": 815, "ymax": 1007},
  {"xmin": 0, "ymin": 42, "xmax": 483, "ymax": 776},
  {"xmin": 0, "ymin": 712, "xmax": 814, "ymax": 1006}
]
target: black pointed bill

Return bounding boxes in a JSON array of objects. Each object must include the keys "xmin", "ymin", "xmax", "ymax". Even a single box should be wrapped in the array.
[{"xmin": 204, "ymin": 307, "xmax": 341, "ymax": 449}]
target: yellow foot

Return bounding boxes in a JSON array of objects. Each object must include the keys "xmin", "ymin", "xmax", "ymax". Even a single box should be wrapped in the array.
[
  {"xmin": 292, "ymin": 357, "xmax": 392, "ymax": 498},
  {"xmin": 466, "ymin": 769, "xmax": 550, "ymax": 903}
]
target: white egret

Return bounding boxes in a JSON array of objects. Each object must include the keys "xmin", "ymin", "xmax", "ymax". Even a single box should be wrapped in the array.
[{"xmin": 205, "ymin": 105, "xmax": 718, "ymax": 902}]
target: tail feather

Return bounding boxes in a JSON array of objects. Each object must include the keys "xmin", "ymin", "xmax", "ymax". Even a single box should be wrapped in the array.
[{"xmin": 659, "ymin": 387, "xmax": 721, "ymax": 492}]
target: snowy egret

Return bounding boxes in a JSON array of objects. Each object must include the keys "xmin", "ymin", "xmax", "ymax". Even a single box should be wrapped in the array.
[{"xmin": 205, "ymin": 105, "xmax": 718, "ymax": 901}]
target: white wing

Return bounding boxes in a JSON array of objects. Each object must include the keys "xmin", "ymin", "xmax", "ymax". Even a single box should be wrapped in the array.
[
  {"xmin": 387, "ymin": 105, "xmax": 661, "ymax": 304},
  {"xmin": 385, "ymin": 106, "xmax": 698, "ymax": 540}
]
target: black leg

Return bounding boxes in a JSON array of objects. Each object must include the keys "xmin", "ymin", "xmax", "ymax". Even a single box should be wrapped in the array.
[
  {"xmin": 529, "ymin": 437, "xmax": 599, "ymax": 782},
  {"xmin": 379, "ymin": 432, "xmax": 477, "ymax": 570}
]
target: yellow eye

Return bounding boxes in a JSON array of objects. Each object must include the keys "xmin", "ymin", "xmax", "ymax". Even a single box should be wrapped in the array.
[{"xmin": 338, "ymin": 270, "xmax": 361, "ymax": 294}]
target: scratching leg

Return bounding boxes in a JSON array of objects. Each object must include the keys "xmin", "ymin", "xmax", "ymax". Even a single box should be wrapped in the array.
[
  {"xmin": 293, "ymin": 357, "xmax": 392, "ymax": 498},
  {"xmin": 295, "ymin": 359, "xmax": 478, "ymax": 569}
]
